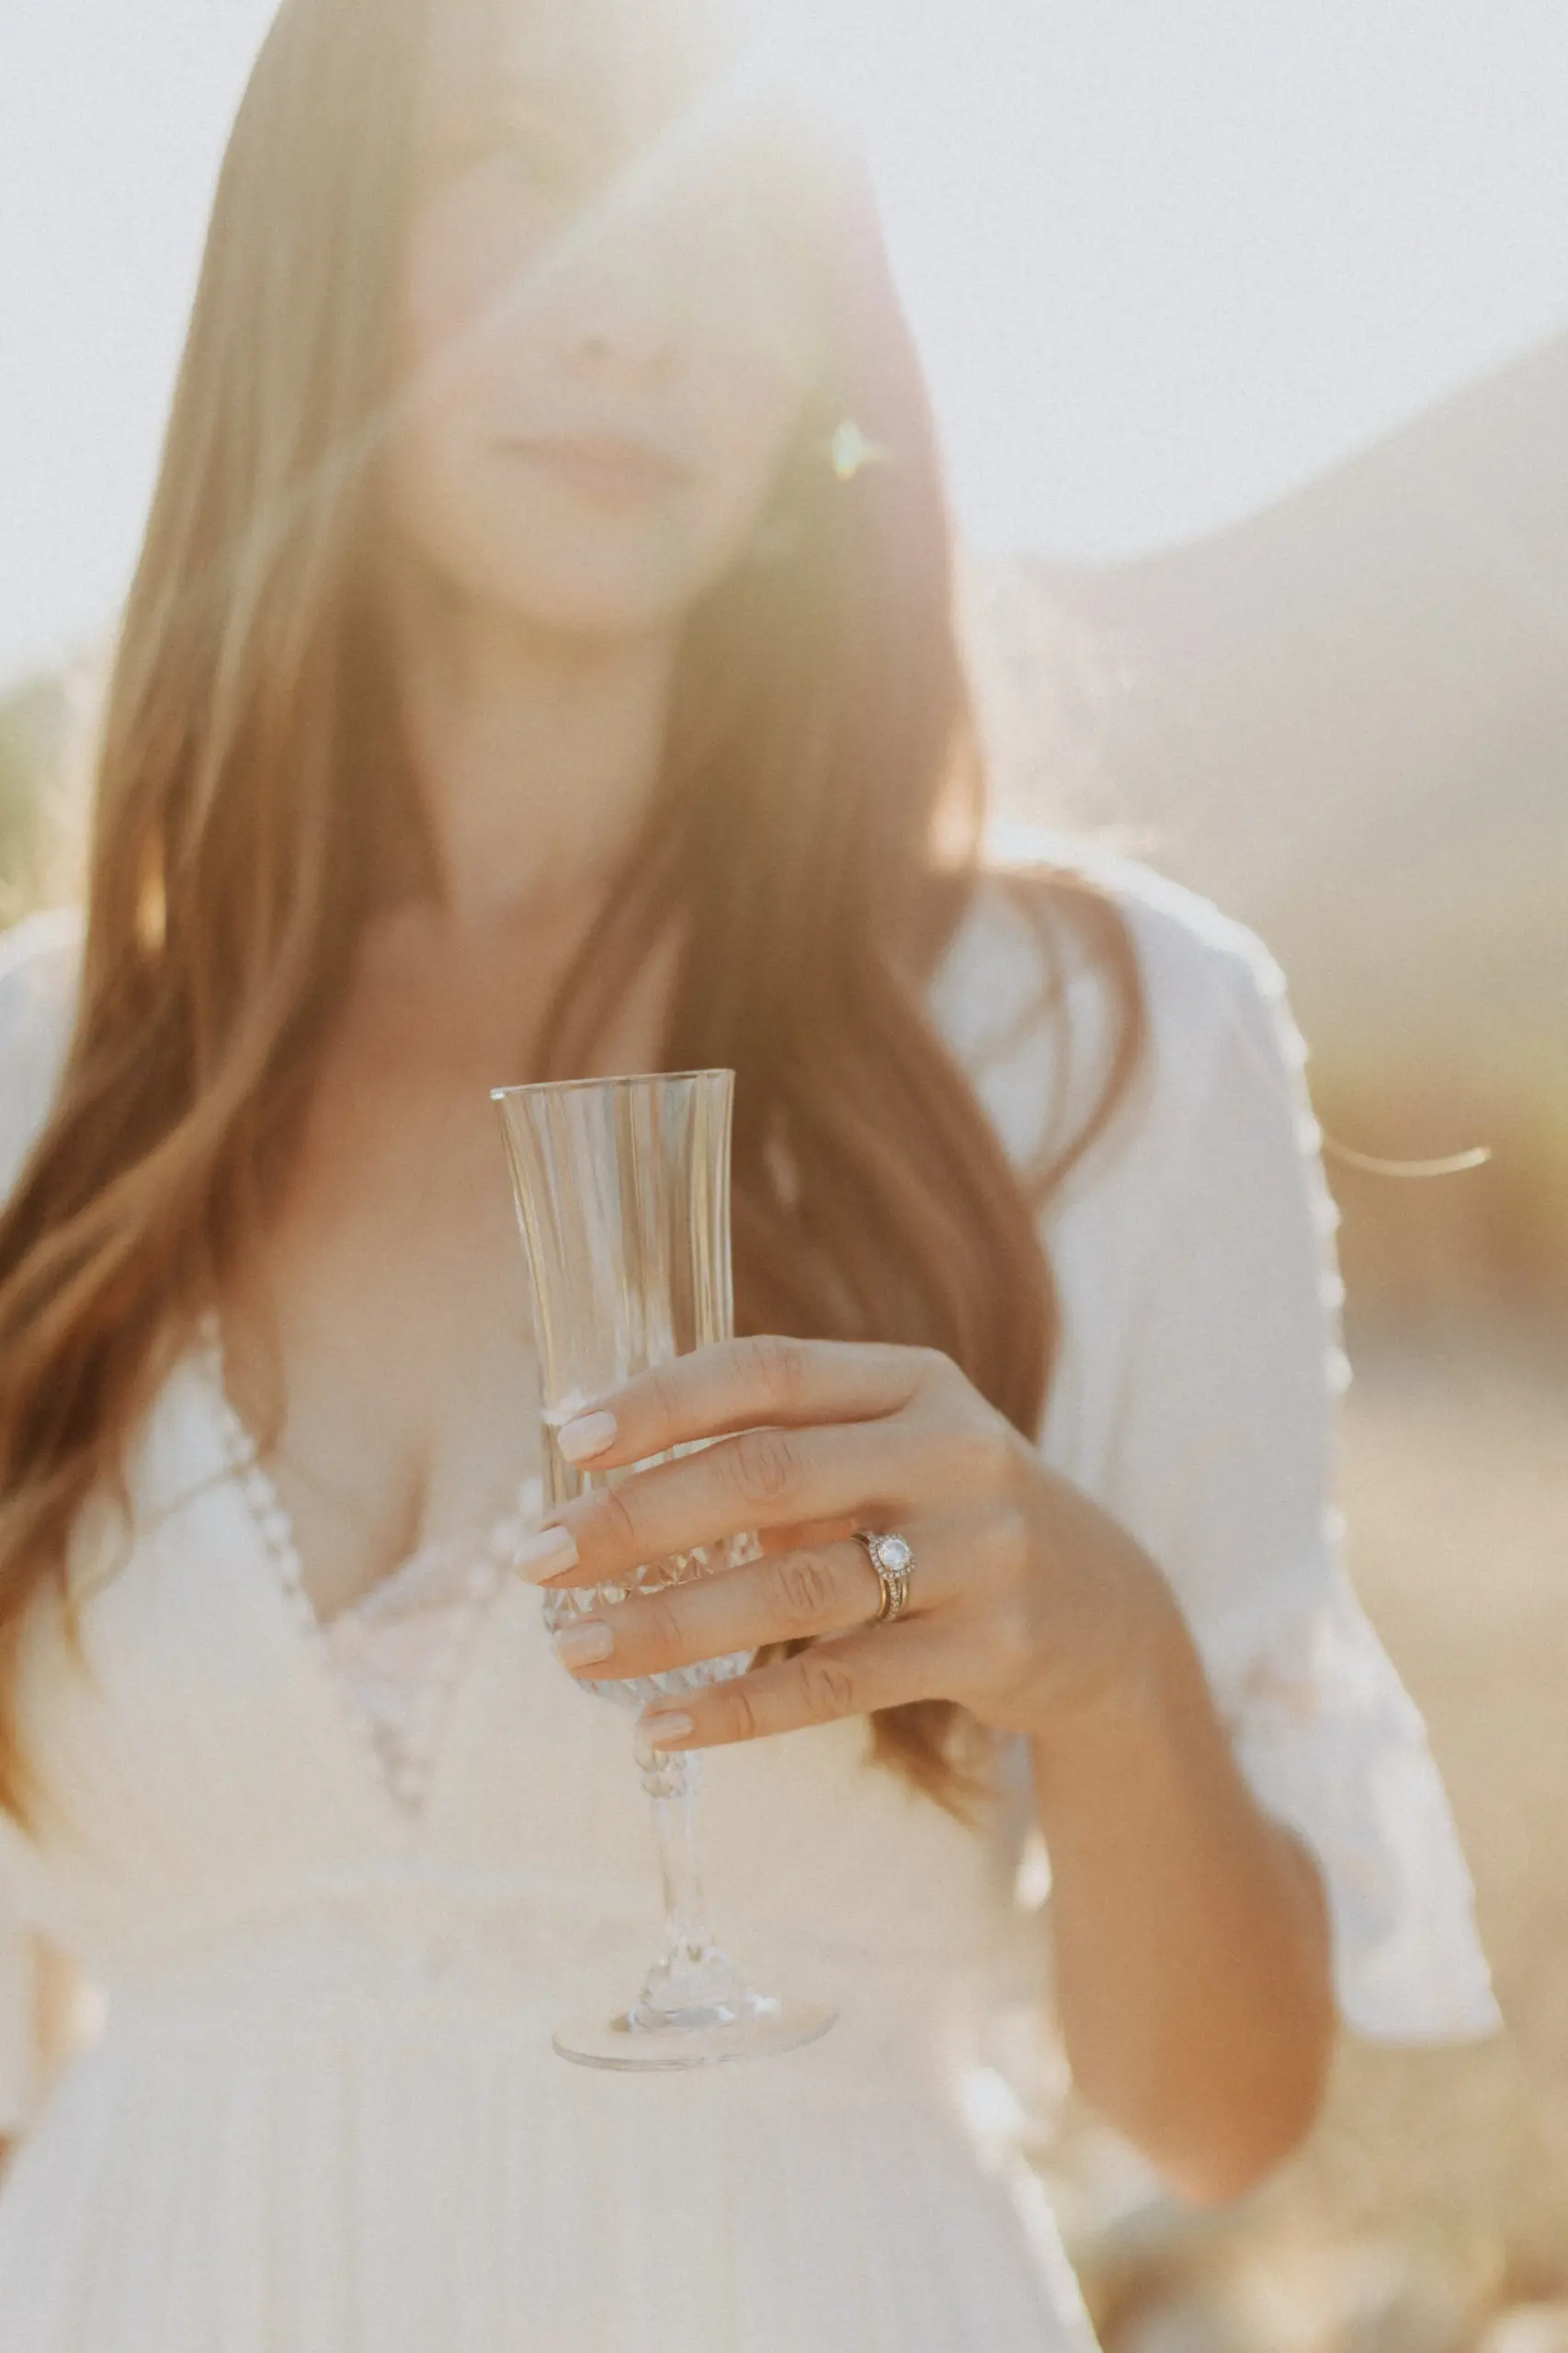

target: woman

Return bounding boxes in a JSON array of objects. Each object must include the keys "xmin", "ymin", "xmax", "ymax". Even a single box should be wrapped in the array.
[{"xmin": 0, "ymin": 0, "xmax": 1500, "ymax": 2344}]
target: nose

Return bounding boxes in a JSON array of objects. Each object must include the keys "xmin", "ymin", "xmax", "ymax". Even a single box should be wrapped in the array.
[
  {"xmin": 565, "ymin": 296, "xmax": 676, "ymax": 382},
  {"xmin": 559, "ymin": 209, "xmax": 685, "ymax": 383}
]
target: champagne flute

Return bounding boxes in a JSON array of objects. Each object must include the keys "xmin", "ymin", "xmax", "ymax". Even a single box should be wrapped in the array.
[{"xmin": 491, "ymin": 1068, "xmax": 836, "ymax": 2070}]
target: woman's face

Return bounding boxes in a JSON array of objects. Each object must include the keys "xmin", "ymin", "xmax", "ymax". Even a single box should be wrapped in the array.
[{"xmin": 381, "ymin": 0, "xmax": 835, "ymax": 641}]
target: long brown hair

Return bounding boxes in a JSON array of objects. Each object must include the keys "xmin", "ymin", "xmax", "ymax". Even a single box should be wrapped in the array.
[{"xmin": 0, "ymin": 0, "xmax": 1144, "ymax": 1830}]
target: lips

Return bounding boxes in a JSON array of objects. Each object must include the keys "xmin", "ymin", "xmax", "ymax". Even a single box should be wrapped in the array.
[{"xmin": 501, "ymin": 431, "xmax": 694, "ymax": 498}]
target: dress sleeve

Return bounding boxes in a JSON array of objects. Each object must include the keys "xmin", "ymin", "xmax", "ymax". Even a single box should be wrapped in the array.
[{"xmin": 1094, "ymin": 915, "xmax": 1502, "ymax": 2043}]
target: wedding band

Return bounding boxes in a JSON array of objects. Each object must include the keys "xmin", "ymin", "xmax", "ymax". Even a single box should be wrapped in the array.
[{"xmin": 852, "ymin": 1529, "xmax": 915, "ymax": 1624}]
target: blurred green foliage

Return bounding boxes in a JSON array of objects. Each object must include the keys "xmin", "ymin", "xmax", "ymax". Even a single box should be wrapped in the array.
[{"xmin": 0, "ymin": 672, "xmax": 73, "ymax": 923}]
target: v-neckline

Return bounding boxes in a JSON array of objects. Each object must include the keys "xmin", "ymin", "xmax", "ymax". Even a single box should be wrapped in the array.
[{"xmin": 191, "ymin": 1308, "xmax": 545, "ymax": 1824}]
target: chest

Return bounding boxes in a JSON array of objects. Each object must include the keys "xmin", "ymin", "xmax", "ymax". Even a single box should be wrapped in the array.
[
  {"xmin": 220, "ymin": 938, "xmax": 674, "ymax": 1622},
  {"xmin": 222, "ymin": 1069, "xmax": 539, "ymax": 1618}
]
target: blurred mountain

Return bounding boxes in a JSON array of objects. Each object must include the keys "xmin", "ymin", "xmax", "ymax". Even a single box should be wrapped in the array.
[
  {"xmin": 974, "ymin": 330, "xmax": 1568, "ymax": 1076},
  {"xmin": 965, "ymin": 332, "xmax": 1568, "ymax": 1314}
]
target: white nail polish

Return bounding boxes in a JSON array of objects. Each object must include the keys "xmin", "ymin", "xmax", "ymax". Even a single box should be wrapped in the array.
[
  {"xmin": 512, "ymin": 1523, "xmax": 579, "ymax": 1580},
  {"xmin": 556, "ymin": 1409, "xmax": 618, "ymax": 1463},
  {"xmin": 553, "ymin": 1620, "xmax": 614, "ymax": 1669},
  {"xmin": 642, "ymin": 1711, "xmax": 694, "ymax": 1747}
]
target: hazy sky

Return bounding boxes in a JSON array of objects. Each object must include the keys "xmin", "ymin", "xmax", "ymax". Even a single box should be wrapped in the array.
[{"xmin": 2, "ymin": 0, "xmax": 1565, "ymax": 687}]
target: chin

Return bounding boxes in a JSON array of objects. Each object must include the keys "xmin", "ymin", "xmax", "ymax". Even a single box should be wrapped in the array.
[
  {"xmin": 479, "ymin": 550, "xmax": 717, "ymax": 642},
  {"xmin": 519, "ymin": 574, "xmax": 690, "ymax": 638}
]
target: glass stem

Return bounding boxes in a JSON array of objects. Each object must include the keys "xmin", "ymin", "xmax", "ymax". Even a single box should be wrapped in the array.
[
  {"xmin": 631, "ymin": 1726, "xmax": 752, "ymax": 2028},
  {"xmin": 643, "ymin": 1741, "xmax": 710, "ymax": 1951}
]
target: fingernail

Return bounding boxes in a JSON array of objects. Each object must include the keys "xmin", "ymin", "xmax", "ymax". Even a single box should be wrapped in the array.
[
  {"xmin": 556, "ymin": 1409, "xmax": 618, "ymax": 1463},
  {"xmin": 512, "ymin": 1523, "xmax": 579, "ymax": 1580},
  {"xmin": 642, "ymin": 1710, "xmax": 694, "ymax": 1747},
  {"xmin": 553, "ymin": 1620, "xmax": 614, "ymax": 1669}
]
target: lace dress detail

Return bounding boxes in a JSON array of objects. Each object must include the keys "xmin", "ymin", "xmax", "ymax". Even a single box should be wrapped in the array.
[
  {"xmin": 195, "ymin": 1307, "xmax": 547, "ymax": 1818},
  {"xmin": 320, "ymin": 1527, "xmax": 540, "ymax": 1813}
]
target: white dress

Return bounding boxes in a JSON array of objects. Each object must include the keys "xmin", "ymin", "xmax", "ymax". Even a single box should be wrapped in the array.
[{"xmin": 0, "ymin": 845, "xmax": 1501, "ymax": 2351}]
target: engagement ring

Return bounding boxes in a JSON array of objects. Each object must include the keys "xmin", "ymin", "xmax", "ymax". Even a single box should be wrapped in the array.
[{"xmin": 852, "ymin": 1529, "xmax": 915, "ymax": 1624}]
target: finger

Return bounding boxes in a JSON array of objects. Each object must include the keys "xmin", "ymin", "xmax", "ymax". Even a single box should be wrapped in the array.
[
  {"xmin": 517, "ymin": 1416, "xmax": 926, "ymax": 1590},
  {"xmin": 550, "ymin": 1534, "xmax": 909, "ymax": 1683},
  {"xmin": 549, "ymin": 1333, "xmax": 948, "ymax": 1472},
  {"xmin": 756, "ymin": 1512, "xmax": 858, "ymax": 1556},
  {"xmin": 632, "ymin": 1617, "xmax": 951, "ymax": 1751}
]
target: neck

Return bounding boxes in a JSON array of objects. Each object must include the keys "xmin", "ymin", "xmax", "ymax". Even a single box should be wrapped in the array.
[{"xmin": 384, "ymin": 565, "xmax": 681, "ymax": 941}]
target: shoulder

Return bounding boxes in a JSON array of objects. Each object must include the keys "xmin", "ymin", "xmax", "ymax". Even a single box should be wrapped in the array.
[
  {"xmin": 936, "ymin": 822, "xmax": 1302, "ymax": 1166},
  {"xmin": 0, "ymin": 904, "xmax": 85, "ymax": 1207},
  {"xmin": 977, "ymin": 817, "xmax": 1288, "ymax": 1030}
]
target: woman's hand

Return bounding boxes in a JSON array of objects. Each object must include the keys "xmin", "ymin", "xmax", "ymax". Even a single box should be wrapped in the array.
[
  {"xmin": 512, "ymin": 1333, "xmax": 1175, "ymax": 1751},
  {"xmin": 516, "ymin": 1331, "xmax": 1336, "ymax": 2202}
]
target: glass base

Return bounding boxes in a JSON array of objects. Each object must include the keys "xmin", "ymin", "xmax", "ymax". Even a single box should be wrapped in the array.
[{"xmin": 552, "ymin": 1995, "xmax": 837, "ymax": 2072}]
